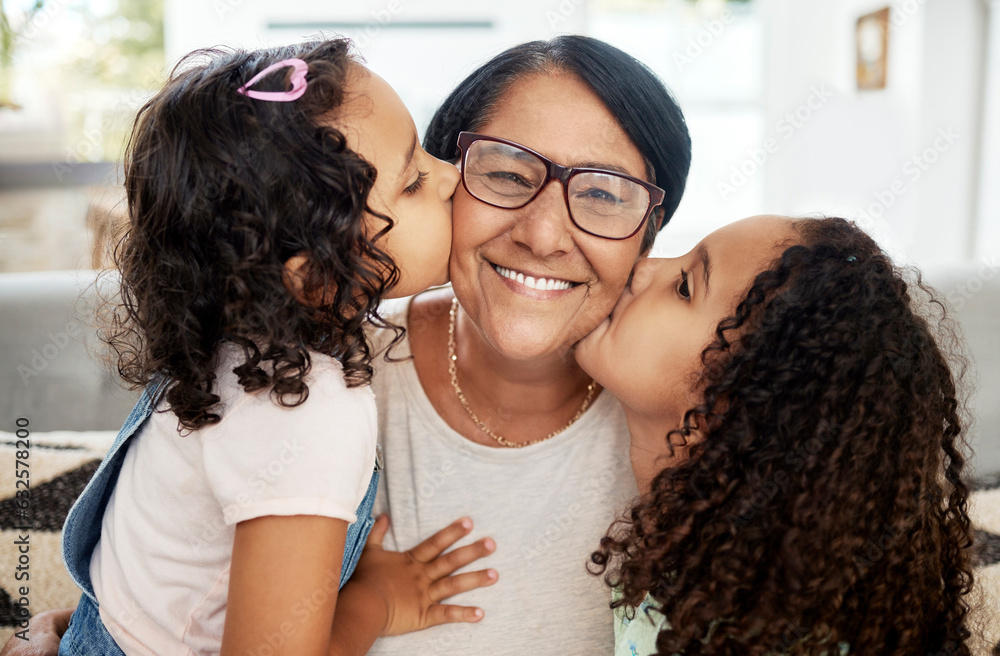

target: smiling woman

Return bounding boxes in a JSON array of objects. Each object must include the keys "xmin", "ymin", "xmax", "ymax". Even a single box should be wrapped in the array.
[
  {"xmin": 363, "ymin": 35, "xmax": 691, "ymax": 656},
  {"xmin": 444, "ymin": 70, "xmax": 665, "ymax": 362}
]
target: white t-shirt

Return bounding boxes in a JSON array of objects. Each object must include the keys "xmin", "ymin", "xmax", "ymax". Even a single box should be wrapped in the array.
[
  {"xmin": 90, "ymin": 346, "xmax": 377, "ymax": 656},
  {"xmin": 368, "ymin": 308, "xmax": 637, "ymax": 656}
]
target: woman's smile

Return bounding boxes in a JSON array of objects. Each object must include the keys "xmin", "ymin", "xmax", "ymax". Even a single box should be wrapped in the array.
[
  {"xmin": 490, "ymin": 261, "xmax": 579, "ymax": 292},
  {"xmin": 448, "ymin": 71, "xmax": 648, "ymax": 359}
]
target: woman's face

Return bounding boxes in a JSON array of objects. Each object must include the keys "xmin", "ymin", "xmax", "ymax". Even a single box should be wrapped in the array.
[
  {"xmin": 449, "ymin": 70, "xmax": 651, "ymax": 361},
  {"xmin": 575, "ymin": 215, "xmax": 796, "ymax": 488}
]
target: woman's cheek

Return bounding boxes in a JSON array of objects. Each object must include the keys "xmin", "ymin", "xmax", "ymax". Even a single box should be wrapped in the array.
[
  {"xmin": 578, "ymin": 253, "xmax": 641, "ymax": 330},
  {"xmin": 450, "ymin": 188, "xmax": 489, "ymax": 244}
]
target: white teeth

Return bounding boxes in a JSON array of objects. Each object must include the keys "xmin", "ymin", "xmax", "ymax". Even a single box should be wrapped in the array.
[{"xmin": 494, "ymin": 265, "xmax": 574, "ymax": 291}]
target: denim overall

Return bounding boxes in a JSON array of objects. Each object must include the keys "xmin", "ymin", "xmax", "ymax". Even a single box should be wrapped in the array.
[{"xmin": 59, "ymin": 382, "xmax": 381, "ymax": 655}]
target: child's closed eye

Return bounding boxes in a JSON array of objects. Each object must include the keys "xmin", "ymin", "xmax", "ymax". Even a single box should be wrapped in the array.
[
  {"xmin": 404, "ymin": 171, "xmax": 428, "ymax": 195},
  {"xmin": 677, "ymin": 269, "xmax": 690, "ymax": 300}
]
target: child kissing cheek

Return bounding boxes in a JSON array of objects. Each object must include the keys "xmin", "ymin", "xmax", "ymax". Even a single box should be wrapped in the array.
[{"xmin": 574, "ymin": 215, "xmax": 797, "ymax": 492}]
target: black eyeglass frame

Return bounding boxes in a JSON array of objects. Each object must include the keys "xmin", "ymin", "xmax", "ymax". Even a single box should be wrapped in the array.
[{"xmin": 456, "ymin": 131, "xmax": 666, "ymax": 241}]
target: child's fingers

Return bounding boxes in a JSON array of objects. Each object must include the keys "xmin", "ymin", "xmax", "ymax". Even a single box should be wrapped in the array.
[
  {"xmin": 424, "ymin": 604, "xmax": 485, "ymax": 627},
  {"xmin": 408, "ymin": 517, "xmax": 473, "ymax": 563},
  {"xmin": 365, "ymin": 513, "xmax": 390, "ymax": 549},
  {"xmin": 429, "ymin": 568, "xmax": 499, "ymax": 603},
  {"xmin": 426, "ymin": 537, "xmax": 496, "ymax": 580}
]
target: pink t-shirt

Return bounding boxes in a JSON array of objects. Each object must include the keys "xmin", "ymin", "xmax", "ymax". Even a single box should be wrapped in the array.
[{"xmin": 89, "ymin": 347, "xmax": 377, "ymax": 656}]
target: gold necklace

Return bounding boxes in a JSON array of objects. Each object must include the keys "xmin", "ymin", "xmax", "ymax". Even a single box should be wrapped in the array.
[{"xmin": 447, "ymin": 297, "xmax": 596, "ymax": 448}]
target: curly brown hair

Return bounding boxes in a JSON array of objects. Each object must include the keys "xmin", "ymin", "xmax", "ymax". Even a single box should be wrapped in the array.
[
  {"xmin": 102, "ymin": 38, "xmax": 401, "ymax": 431},
  {"xmin": 592, "ymin": 217, "xmax": 976, "ymax": 655}
]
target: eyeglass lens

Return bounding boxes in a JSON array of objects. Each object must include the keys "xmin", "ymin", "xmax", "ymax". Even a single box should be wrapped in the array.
[{"xmin": 463, "ymin": 140, "xmax": 650, "ymax": 239}]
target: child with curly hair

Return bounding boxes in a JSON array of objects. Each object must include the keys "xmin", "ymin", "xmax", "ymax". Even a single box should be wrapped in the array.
[
  {"xmin": 577, "ymin": 215, "xmax": 976, "ymax": 655},
  {"xmin": 58, "ymin": 39, "xmax": 498, "ymax": 656}
]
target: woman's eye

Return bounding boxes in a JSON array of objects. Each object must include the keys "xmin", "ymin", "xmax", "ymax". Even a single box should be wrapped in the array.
[
  {"xmin": 677, "ymin": 269, "xmax": 690, "ymax": 300},
  {"xmin": 404, "ymin": 171, "xmax": 428, "ymax": 195},
  {"xmin": 485, "ymin": 170, "xmax": 535, "ymax": 188},
  {"xmin": 575, "ymin": 187, "xmax": 621, "ymax": 204}
]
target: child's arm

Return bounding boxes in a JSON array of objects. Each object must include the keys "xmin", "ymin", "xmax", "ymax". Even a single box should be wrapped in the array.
[
  {"xmin": 220, "ymin": 514, "xmax": 497, "ymax": 656},
  {"xmin": 221, "ymin": 514, "xmax": 349, "ymax": 656}
]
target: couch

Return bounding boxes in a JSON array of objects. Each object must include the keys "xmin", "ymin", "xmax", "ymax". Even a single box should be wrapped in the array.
[
  {"xmin": 7, "ymin": 265, "xmax": 995, "ymax": 472},
  {"xmin": 0, "ymin": 268, "xmax": 998, "ymax": 651}
]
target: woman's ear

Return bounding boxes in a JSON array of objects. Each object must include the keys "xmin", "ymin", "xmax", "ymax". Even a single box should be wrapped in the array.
[
  {"xmin": 640, "ymin": 208, "xmax": 666, "ymax": 257},
  {"xmin": 654, "ymin": 208, "xmax": 665, "ymax": 233}
]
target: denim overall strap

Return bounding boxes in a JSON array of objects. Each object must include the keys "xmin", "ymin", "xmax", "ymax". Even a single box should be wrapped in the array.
[
  {"xmin": 58, "ymin": 593, "xmax": 127, "ymax": 656},
  {"xmin": 61, "ymin": 380, "xmax": 163, "ymax": 605},
  {"xmin": 340, "ymin": 449, "xmax": 381, "ymax": 586}
]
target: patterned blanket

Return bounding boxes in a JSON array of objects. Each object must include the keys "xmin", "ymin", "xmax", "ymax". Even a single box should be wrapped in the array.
[{"xmin": 1, "ymin": 433, "xmax": 998, "ymax": 652}]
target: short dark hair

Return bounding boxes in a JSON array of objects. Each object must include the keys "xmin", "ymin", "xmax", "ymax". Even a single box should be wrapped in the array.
[{"xmin": 424, "ymin": 35, "xmax": 692, "ymax": 251}]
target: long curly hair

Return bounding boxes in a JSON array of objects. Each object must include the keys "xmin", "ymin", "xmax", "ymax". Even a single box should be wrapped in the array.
[
  {"xmin": 592, "ymin": 217, "xmax": 976, "ymax": 655},
  {"xmin": 103, "ymin": 38, "xmax": 401, "ymax": 431}
]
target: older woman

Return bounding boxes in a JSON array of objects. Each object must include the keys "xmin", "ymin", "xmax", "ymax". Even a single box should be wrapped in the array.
[
  {"xmin": 1, "ymin": 35, "xmax": 690, "ymax": 656},
  {"xmin": 366, "ymin": 36, "xmax": 690, "ymax": 655}
]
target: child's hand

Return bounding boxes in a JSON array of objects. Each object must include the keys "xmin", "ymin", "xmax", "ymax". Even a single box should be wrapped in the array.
[{"xmin": 347, "ymin": 514, "xmax": 498, "ymax": 637}]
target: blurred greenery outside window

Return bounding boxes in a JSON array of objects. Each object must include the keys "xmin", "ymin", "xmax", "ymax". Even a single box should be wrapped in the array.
[{"xmin": 0, "ymin": 0, "xmax": 164, "ymax": 163}]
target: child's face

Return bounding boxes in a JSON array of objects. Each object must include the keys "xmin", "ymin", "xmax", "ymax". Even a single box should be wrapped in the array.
[
  {"xmin": 575, "ymin": 215, "xmax": 797, "ymax": 489},
  {"xmin": 336, "ymin": 67, "xmax": 460, "ymax": 298}
]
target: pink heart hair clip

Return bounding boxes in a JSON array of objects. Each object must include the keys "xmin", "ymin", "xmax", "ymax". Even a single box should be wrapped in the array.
[{"xmin": 237, "ymin": 58, "xmax": 309, "ymax": 102}]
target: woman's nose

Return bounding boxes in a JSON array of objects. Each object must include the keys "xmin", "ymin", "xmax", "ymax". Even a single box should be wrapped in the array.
[{"xmin": 507, "ymin": 181, "xmax": 575, "ymax": 257}]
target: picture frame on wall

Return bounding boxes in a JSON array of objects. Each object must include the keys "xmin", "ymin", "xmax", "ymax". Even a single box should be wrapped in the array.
[{"xmin": 856, "ymin": 7, "xmax": 890, "ymax": 90}]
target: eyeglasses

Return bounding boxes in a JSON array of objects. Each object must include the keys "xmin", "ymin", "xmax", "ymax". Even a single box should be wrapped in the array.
[{"xmin": 456, "ymin": 131, "xmax": 665, "ymax": 241}]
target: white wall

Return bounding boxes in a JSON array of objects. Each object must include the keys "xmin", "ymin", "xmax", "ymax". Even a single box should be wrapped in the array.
[
  {"xmin": 594, "ymin": 0, "xmax": 991, "ymax": 265},
  {"xmin": 976, "ymin": 0, "xmax": 1000, "ymax": 262},
  {"xmin": 759, "ymin": 0, "xmax": 987, "ymax": 268},
  {"xmin": 161, "ymin": 0, "xmax": 992, "ymax": 268},
  {"xmin": 590, "ymin": 2, "xmax": 768, "ymax": 258},
  {"xmin": 165, "ymin": 0, "xmax": 589, "ymax": 61},
  {"xmin": 163, "ymin": 0, "xmax": 588, "ymax": 136}
]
